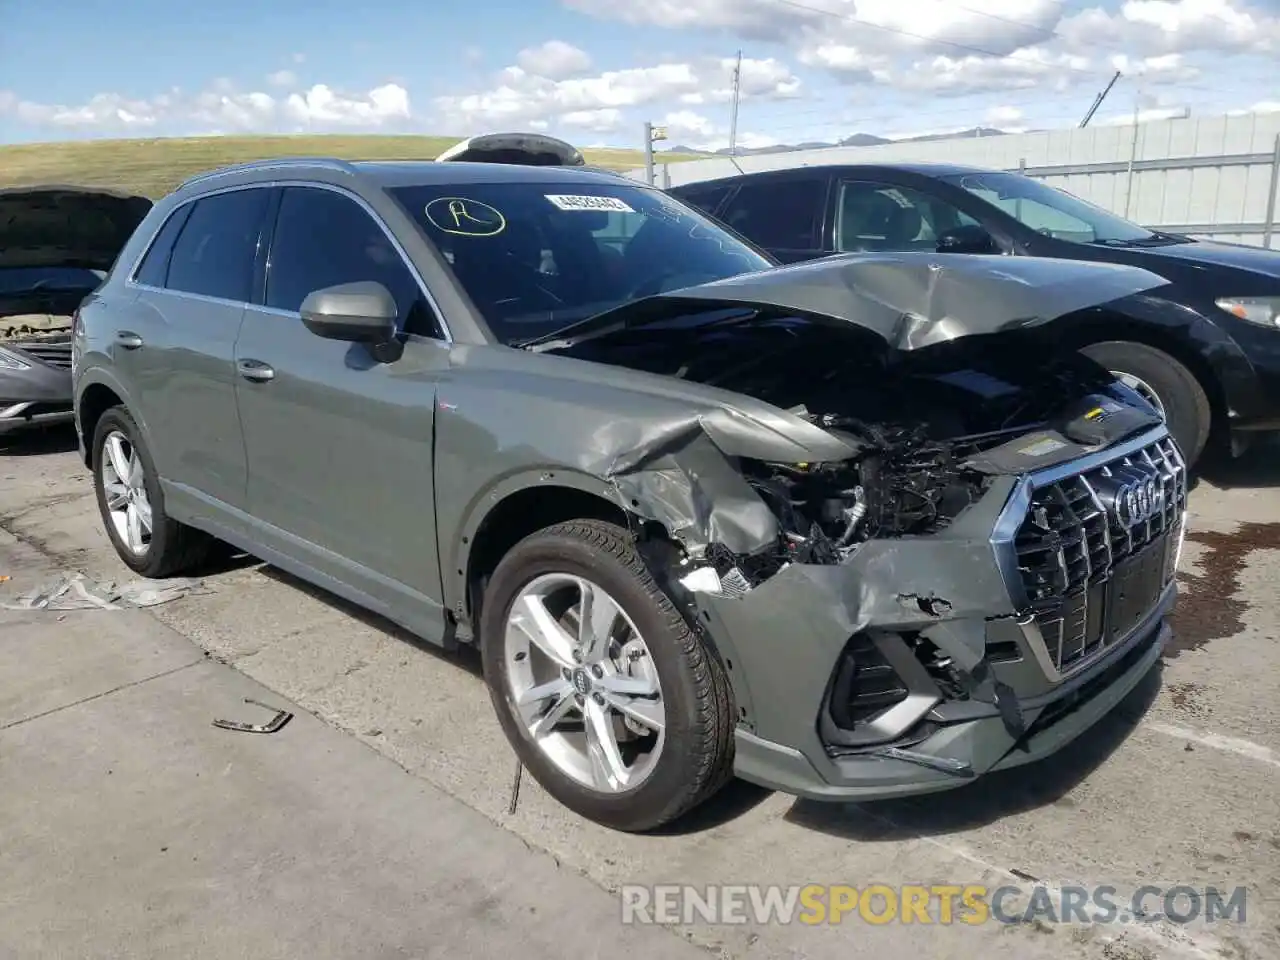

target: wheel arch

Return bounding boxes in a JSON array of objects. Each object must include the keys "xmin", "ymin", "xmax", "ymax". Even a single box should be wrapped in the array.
[
  {"xmin": 76, "ymin": 375, "xmax": 131, "ymax": 468},
  {"xmin": 452, "ymin": 471, "xmax": 632, "ymax": 631},
  {"xmin": 1059, "ymin": 315, "xmax": 1227, "ymax": 430}
]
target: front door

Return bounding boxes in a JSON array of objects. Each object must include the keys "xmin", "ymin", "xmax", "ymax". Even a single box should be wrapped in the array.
[{"xmin": 233, "ymin": 184, "xmax": 452, "ymax": 638}]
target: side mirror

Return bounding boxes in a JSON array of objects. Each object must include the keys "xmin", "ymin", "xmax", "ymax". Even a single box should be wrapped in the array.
[
  {"xmin": 300, "ymin": 281, "xmax": 398, "ymax": 344},
  {"xmin": 936, "ymin": 224, "xmax": 999, "ymax": 255}
]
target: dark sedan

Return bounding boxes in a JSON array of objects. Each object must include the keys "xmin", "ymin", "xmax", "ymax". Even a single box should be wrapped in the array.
[
  {"xmin": 671, "ymin": 162, "xmax": 1280, "ymax": 465},
  {"xmin": 0, "ymin": 186, "xmax": 151, "ymax": 436}
]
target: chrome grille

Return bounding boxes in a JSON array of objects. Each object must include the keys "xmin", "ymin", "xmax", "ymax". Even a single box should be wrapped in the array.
[
  {"xmin": 1015, "ymin": 435, "xmax": 1186, "ymax": 674},
  {"xmin": 11, "ymin": 341, "xmax": 72, "ymax": 368}
]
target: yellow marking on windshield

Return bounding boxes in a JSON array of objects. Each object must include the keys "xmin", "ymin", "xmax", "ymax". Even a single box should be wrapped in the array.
[{"xmin": 425, "ymin": 197, "xmax": 507, "ymax": 237}]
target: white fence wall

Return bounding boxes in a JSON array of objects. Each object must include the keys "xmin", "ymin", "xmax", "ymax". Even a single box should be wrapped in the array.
[{"xmin": 632, "ymin": 112, "xmax": 1280, "ymax": 249}]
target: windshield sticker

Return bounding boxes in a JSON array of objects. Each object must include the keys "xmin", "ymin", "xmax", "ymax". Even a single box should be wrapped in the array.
[
  {"xmin": 425, "ymin": 197, "xmax": 507, "ymax": 237},
  {"xmin": 545, "ymin": 194, "xmax": 635, "ymax": 213}
]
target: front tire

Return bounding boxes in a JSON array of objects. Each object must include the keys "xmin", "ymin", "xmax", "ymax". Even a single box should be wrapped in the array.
[
  {"xmin": 480, "ymin": 520, "xmax": 735, "ymax": 832},
  {"xmin": 1079, "ymin": 340, "xmax": 1212, "ymax": 465},
  {"xmin": 91, "ymin": 405, "xmax": 212, "ymax": 577}
]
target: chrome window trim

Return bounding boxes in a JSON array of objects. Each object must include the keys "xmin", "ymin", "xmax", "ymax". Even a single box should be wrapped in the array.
[{"xmin": 125, "ymin": 179, "xmax": 452, "ymax": 344}]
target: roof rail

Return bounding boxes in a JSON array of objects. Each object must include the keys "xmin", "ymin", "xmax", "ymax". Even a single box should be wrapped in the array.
[{"xmin": 179, "ymin": 156, "xmax": 360, "ymax": 189}]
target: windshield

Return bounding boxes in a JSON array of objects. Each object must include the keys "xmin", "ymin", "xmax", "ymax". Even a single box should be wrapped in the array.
[
  {"xmin": 0, "ymin": 266, "xmax": 105, "ymax": 296},
  {"xmin": 943, "ymin": 172, "xmax": 1156, "ymax": 245},
  {"xmin": 388, "ymin": 181, "xmax": 771, "ymax": 344}
]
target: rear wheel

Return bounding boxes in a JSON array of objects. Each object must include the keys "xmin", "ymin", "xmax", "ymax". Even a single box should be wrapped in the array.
[
  {"xmin": 480, "ymin": 519, "xmax": 734, "ymax": 832},
  {"xmin": 1079, "ymin": 340, "xmax": 1212, "ymax": 465},
  {"xmin": 91, "ymin": 406, "xmax": 212, "ymax": 577}
]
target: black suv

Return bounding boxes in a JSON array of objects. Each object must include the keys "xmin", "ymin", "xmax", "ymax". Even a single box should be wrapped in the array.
[{"xmin": 671, "ymin": 163, "xmax": 1280, "ymax": 466}]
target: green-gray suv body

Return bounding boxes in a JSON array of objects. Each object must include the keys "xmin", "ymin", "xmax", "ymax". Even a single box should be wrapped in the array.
[{"xmin": 73, "ymin": 156, "xmax": 1187, "ymax": 831}]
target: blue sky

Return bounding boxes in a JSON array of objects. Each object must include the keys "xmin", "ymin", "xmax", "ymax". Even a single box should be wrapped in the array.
[{"xmin": 2, "ymin": 0, "xmax": 1278, "ymax": 150}]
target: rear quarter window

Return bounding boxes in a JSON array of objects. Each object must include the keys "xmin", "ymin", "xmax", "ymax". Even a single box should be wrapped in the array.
[{"xmin": 132, "ymin": 204, "xmax": 194, "ymax": 287}]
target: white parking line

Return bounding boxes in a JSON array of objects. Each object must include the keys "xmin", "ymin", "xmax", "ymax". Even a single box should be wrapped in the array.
[
  {"xmin": 1144, "ymin": 722, "xmax": 1280, "ymax": 770},
  {"xmin": 861, "ymin": 810, "xmax": 1225, "ymax": 960}
]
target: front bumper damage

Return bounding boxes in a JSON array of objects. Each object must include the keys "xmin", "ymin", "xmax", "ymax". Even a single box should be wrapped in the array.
[{"xmin": 668, "ymin": 425, "xmax": 1186, "ymax": 802}]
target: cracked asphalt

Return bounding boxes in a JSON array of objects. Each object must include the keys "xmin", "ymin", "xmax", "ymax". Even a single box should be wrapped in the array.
[{"xmin": 2, "ymin": 425, "xmax": 1278, "ymax": 960}]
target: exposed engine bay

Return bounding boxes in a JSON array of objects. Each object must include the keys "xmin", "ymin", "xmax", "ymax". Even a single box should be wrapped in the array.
[{"xmin": 561, "ymin": 309, "xmax": 1160, "ymax": 575}]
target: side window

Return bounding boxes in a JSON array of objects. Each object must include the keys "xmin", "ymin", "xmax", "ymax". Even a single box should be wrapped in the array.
[
  {"xmin": 165, "ymin": 190, "xmax": 269, "ymax": 302},
  {"xmin": 675, "ymin": 184, "xmax": 732, "ymax": 217},
  {"xmin": 718, "ymin": 177, "xmax": 825, "ymax": 250},
  {"xmin": 132, "ymin": 203, "xmax": 193, "ymax": 287},
  {"xmin": 835, "ymin": 181, "xmax": 981, "ymax": 253},
  {"xmin": 266, "ymin": 187, "xmax": 442, "ymax": 338}
]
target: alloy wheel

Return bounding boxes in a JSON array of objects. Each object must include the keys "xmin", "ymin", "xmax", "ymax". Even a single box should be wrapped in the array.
[
  {"xmin": 503, "ymin": 573, "xmax": 666, "ymax": 794},
  {"xmin": 100, "ymin": 429, "xmax": 153, "ymax": 556},
  {"xmin": 1111, "ymin": 369, "xmax": 1167, "ymax": 418}
]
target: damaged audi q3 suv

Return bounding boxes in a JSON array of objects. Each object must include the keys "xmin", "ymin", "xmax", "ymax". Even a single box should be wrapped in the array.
[{"xmin": 72, "ymin": 156, "xmax": 1186, "ymax": 831}]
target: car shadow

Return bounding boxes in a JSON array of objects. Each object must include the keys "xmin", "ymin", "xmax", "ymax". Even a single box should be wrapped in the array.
[
  {"xmin": 1195, "ymin": 435, "xmax": 1280, "ymax": 490},
  {"xmin": 253, "ymin": 563, "xmax": 484, "ymax": 678},
  {"xmin": 0, "ymin": 424, "xmax": 79, "ymax": 457},
  {"xmin": 782, "ymin": 661, "xmax": 1163, "ymax": 841}
]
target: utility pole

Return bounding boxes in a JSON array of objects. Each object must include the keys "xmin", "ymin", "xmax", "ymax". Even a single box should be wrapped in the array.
[
  {"xmin": 644, "ymin": 121, "xmax": 654, "ymax": 185},
  {"xmin": 643, "ymin": 122, "xmax": 667, "ymax": 185},
  {"xmin": 728, "ymin": 50, "xmax": 742, "ymax": 156},
  {"xmin": 1124, "ymin": 88, "xmax": 1141, "ymax": 217},
  {"xmin": 1080, "ymin": 70, "xmax": 1122, "ymax": 128}
]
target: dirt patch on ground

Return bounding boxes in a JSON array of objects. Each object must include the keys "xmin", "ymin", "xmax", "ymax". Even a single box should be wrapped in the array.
[{"xmin": 1167, "ymin": 521, "xmax": 1280, "ymax": 658}]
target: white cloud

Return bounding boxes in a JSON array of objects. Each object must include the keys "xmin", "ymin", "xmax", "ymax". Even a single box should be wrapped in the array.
[
  {"xmin": 284, "ymin": 83, "xmax": 410, "ymax": 126},
  {"xmin": 433, "ymin": 55, "xmax": 799, "ymax": 134},
  {"xmin": 565, "ymin": 0, "xmax": 1065, "ymax": 56},
  {"xmin": 291, "ymin": 52, "xmax": 306, "ymax": 64},
  {"xmin": 560, "ymin": 107, "xmax": 623, "ymax": 131},
  {"xmin": 894, "ymin": 47, "xmax": 1092, "ymax": 96},
  {"xmin": 516, "ymin": 40, "xmax": 592, "ymax": 79},
  {"xmin": 1108, "ymin": 51, "xmax": 1200, "ymax": 83},
  {"xmin": 800, "ymin": 44, "xmax": 887, "ymax": 81},
  {"xmin": 1230, "ymin": 100, "xmax": 1280, "ymax": 115},
  {"xmin": 1097, "ymin": 105, "xmax": 1192, "ymax": 125},
  {"xmin": 1060, "ymin": 0, "xmax": 1280, "ymax": 55},
  {"xmin": 653, "ymin": 109, "xmax": 778, "ymax": 152},
  {"xmin": 985, "ymin": 105, "xmax": 1025, "ymax": 126},
  {"xmin": 0, "ymin": 79, "xmax": 413, "ymax": 134},
  {"xmin": 662, "ymin": 109, "xmax": 716, "ymax": 139},
  {"xmin": 266, "ymin": 70, "xmax": 297, "ymax": 88}
]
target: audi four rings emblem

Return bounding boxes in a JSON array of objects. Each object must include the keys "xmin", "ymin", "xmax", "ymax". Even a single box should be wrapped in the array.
[{"xmin": 1116, "ymin": 477, "xmax": 1163, "ymax": 526}]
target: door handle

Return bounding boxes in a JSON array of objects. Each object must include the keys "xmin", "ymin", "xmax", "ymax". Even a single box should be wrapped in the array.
[
  {"xmin": 237, "ymin": 359, "xmax": 275, "ymax": 383},
  {"xmin": 115, "ymin": 331, "xmax": 144, "ymax": 350}
]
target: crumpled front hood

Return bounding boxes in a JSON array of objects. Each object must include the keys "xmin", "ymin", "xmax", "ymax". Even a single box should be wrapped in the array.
[
  {"xmin": 571, "ymin": 252, "xmax": 1173, "ymax": 352},
  {"xmin": 0, "ymin": 185, "xmax": 152, "ymax": 271}
]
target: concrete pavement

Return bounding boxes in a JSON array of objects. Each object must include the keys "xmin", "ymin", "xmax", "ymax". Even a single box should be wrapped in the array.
[
  {"xmin": 2, "ymin": 427, "xmax": 1278, "ymax": 959},
  {"xmin": 0, "ymin": 532, "xmax": 708, "ymax": 960}
]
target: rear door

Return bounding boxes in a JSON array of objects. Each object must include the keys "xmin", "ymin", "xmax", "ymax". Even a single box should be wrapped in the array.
[
  {"xmin": 715, "ymin": 173, "xmax": 831, "ymax": 262},
  {"xmin": 233, "ymin": 184, "xmax": 451, "ymax": 633},
  {"xmin": 125, "ymin": 187, "xmax": 271, "ymax": 513}
]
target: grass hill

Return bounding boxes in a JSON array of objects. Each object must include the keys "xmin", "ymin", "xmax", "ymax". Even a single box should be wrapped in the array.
[{"xmin": 0, "ymin": 134, "xmax": 696, "ymax": 198}]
